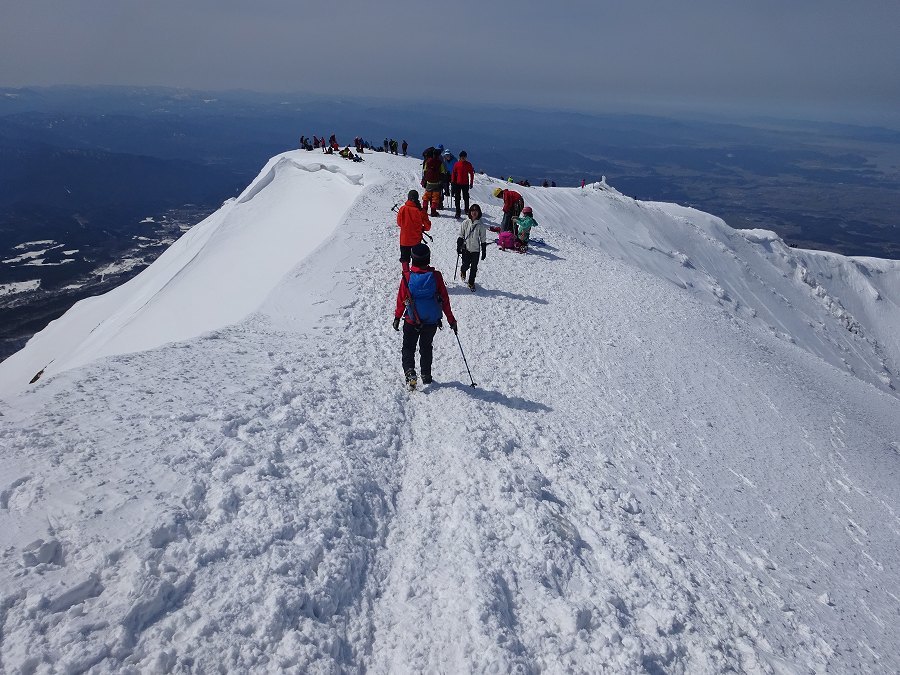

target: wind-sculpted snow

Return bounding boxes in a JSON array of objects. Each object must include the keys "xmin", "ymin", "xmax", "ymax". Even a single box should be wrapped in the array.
[
  {"xmin": 0, "ymin": 155, "xmax": 364, "ymax": 396},
  {"xmin": 236, "ymin": 156, "xmax": 363, "ymax": 205},
  {"xmin": 517, "ymin": 181, "xmax": 900, "ymax": 395},
  {"xmin": 1, "ymin": 152, "xmax": 898, "ymax": 672}
]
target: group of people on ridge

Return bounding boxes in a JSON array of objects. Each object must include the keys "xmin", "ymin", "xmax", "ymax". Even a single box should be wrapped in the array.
[
  {"xmin": 300, "ymin": 134, "xmax": 409, "ymax": 158},
  {"xmin": 392, "ymin": 146, "xmax": 539, "ymax": 389},
  {"xmin": 419, "ymin": 146, "xmax": 475, "ymax": 219},
  {"xmin": 383, "ymin": 138, "xmax": 407, "ymax": 155}
]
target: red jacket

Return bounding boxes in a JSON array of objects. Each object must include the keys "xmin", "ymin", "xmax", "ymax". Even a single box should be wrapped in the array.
[
  {"xmin": 451, "ymin": 160, "xmax": 474, "ymax": 187},
  {"xmin": 394, "ymin": 266, "xmax": 456, "ymax": 326},
  {"xmin": 396, "ymin": 200, "xmax": 432, "ymax": 246},
  {"xmin": 502, "ymin": 189, "xmax": 523, "ymax": 213}
]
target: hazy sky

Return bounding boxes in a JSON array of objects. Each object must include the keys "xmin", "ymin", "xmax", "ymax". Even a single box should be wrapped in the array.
[{"xmin": 2, "ymin": 0, "xmax": 899, "ymax": 126}]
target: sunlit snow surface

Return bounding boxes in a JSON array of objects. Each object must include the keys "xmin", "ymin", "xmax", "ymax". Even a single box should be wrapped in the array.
[{"xmin": 0, "ymin": 151, "xmax": 898, "ymax": 672}]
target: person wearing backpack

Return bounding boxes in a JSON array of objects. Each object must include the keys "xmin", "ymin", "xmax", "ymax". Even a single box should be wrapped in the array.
[
  {"xmin": 392, "ymin": 243, "xmax": 457, "ymax": 389},
  {"xmin": 421, "ymin": 148, "xmax": 446, "ymax": 216},
  {"xmin": 397, "ymin": 190, "xmax": 432, "ymax": 272},
  {"xmin": 457, "ymin": 204, "xmax": 487, "ymax": 291}
]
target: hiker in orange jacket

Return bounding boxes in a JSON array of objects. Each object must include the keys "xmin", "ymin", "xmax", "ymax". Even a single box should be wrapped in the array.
[{"xmin": 397, "ymin": 189, "xmax": 432, "ymax": 272}]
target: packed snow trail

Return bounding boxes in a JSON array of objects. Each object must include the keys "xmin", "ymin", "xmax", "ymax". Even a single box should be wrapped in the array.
[{"xmin": 1, "ymin": 152, "xmax": 898, "ymax": 673}]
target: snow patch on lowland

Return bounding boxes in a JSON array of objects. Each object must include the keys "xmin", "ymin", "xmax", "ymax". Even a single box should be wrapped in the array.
[
  {"xmin": 3, "ymin": 249, "xmax": 47, "ymax": 264},
  {"xmin": 93, "ymin": 258, "xmax": 145, "ymax": 277},
  {"xmin": 0, "ymin": 150, "xmax": 897, "ymax": 673},
  {"xmin": 13, "ymin": 239, "xmax": 56, "ymax": 250},
  {"xmin": 5, "ymin": 244, "xmax": 68, "ymax": 266},
  {"xmin": 22, "ymin": 258, "xmax": 74, "ymax": 267},
  {"xmin": 0, "ymin": 279, "xmax": 41, "ymax": 297}
]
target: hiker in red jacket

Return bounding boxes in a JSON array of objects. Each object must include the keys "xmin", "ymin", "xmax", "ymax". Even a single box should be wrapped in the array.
[
  {"xmin": 396, "ymin": 190, "xmax": 432, "ymax": 272},
  {"xmin": 492, "ymin": 187, "xmax": 524, "ymax": 233},
  {"xmin": 451, "ymin": 150, "xmax": 475, "ymax": 218},
  {"xmin": 392, "ymin": 243, "xmax": 457, "ymax": 389}
]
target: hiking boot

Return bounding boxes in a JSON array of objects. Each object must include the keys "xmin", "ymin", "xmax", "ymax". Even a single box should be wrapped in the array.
[
  {"xmin": 421, "ymin": 375, "xmax": 433, "ymax": 385},
  {"xmin": 455, "ymin": 209, "xmax": 461, "ymax": 218},
  {"xmin": 405, "ymin": 369, "xmax": 417, "ymax": 390},
  {"xmin": 468, "ymin": 282, "xmax": 476, "ymax": 292}
]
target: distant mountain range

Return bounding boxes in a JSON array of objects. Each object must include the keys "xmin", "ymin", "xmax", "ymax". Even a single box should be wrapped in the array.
[{"xmin": 2, "ymin": 85, "xmax": 899, "ymax": 361}]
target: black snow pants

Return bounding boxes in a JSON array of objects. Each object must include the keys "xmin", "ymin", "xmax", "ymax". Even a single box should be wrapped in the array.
[
  {"xmin": 459, "ymin": 250, "xmax": 480, "ymax": 285},
  {"xmin": 451, "ymin": 183, "xmax": 470, "ymax": 217},
  {"xmin": 402, "ymin": 322, "xmax": 439, "ymax": 379}
]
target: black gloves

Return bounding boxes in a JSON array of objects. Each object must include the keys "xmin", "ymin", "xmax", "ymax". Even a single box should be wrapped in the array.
[
  {"xmin": 481, "ymin": 243, "xmax": 487, "ymax": 261},
  {"xmin": 392, "ymin": 317, "xmax": 400, "ymax": 331},
  {"xmin": 449, "ymin": 322, "xmax": 458, "ymax": 334},
  {"xmin": 457, "ymin": 237, "xmax": 465, "ymax": 255},
  {"xmin": 420, "ymin": 179, "xmax": 426, "ymax": 188}
]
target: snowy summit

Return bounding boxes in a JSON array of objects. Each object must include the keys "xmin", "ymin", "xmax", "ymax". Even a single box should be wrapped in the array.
[{"xmin": 1, "ymin": 149, "xmax": 899, "ymax": 673}]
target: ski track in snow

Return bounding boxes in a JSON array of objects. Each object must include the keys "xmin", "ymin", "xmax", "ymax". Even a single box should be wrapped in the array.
[{"xmin": 1, "ymin": 154, "xmax": 898, "ymax": 673}]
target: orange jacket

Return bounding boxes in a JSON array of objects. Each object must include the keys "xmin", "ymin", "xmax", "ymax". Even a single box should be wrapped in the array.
[{"xmin": 397, "ymin": 200, "xmax": 432, "ymax": 246}]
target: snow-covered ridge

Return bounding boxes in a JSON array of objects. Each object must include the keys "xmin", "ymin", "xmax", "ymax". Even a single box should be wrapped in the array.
[
  {"xmin": 518, "ymin": 180, "xmax": 900, "ymax": 393},
  {"xmin": 1, "ymin": 150, "xmax": 898, "ymax": 672},
  {"xmin": 3, "ymin": 151, "xmax": 899, "ymax": 398},
  {"xmin": 0, "ymin": 156, "xmax": 366, "ymax": 395}
]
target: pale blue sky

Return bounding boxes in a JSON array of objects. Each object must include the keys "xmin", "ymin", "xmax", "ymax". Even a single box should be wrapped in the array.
[{"xmin": 2, "ymin": 0, "xmax": 899, "ymax": 126}]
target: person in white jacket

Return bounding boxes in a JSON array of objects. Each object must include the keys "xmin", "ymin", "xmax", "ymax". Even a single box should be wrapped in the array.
[{"xmin": 457, "ymin": 204, "xmax": 487, "ymax": 291}]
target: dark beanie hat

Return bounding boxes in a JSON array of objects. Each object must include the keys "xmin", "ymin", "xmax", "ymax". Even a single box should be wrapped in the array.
[
  {"xmin": 411, "ymin": 243, "xmax": 431, "ymax": 264},
  {"xmin": 408, "ymin": 189, "xmax": 419, "ymax": 201}
]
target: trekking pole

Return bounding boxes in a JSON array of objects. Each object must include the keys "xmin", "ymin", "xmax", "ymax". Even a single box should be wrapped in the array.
[
  {"xmin": 453, "ymin": 251, "xmax": 461, "ymax": 280},
  {"xmin": 454, "ymin": 331, "xmax": 477, "ymax": 387}
]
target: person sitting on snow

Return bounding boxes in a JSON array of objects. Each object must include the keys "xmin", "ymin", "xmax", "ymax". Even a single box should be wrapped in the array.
[{"xmin": 515, "ymin": 206, "xmax": 538, "ymax": 251}]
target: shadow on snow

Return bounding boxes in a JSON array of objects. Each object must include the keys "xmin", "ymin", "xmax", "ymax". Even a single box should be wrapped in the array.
[
  {"xmin": 426, "ymin": 380, "xmax": 552, "ymax": 413},
  {"xmin": 445, "ymin": 287, "xmax": 548, "ymax": 304}
]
